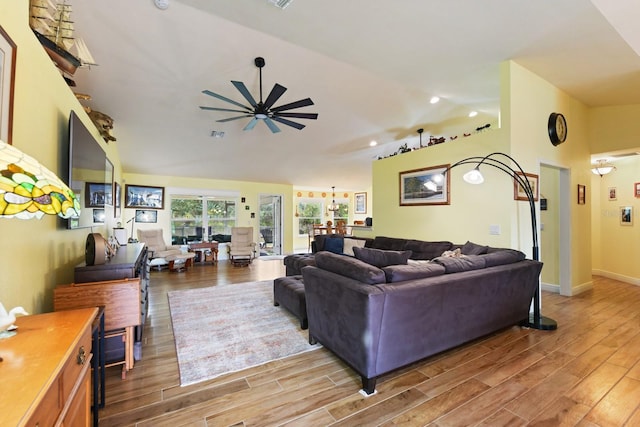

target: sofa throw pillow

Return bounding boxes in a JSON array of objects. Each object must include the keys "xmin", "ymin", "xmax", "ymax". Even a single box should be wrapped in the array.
[
  {"xmin": 461, "ymin": 240, "xmax": 489, "ymax": 255},
  {"xmin": 431, "ymin": 254, "xmax": 487, "ymax": 273},
  {"xmin": 382, "ymin": 263, "xmax": 446, "ymax": 283},
  {"xmin": 343, "ymin": 238, "xmax": 367, "ymax": 256},
  {"xmin": 314, "ymin": 251, "xmax": 386, "ymax": 285},
  {"xmin": 353, "ymin": 246, "xmax": 412, "ymax": 268},
  {"xmin": 323, "ymin": 237, "xmax": 344, "ymax": 254},
  {"xmin": 482, "ymin": 249, "xmax": 526, "ymax": 267}
]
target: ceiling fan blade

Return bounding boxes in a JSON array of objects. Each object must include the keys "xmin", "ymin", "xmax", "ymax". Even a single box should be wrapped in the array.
[
  {"xmin": 263, "ymin": 117, "xmax": 281, "ymax": 133},
  {"xmin": 274, "ymin": 112, "xmax": 318, "ymax": 120},
  {"xmin": 271, "ymin": 116, "xmax": 306, "ymax": 130},
  {"xmin": 216, "ymin": 115, "xmax": 252, "ymax": 123},
  {"xmin": 200, "ymin": 106, "xmax": 252, "ymax": 114},
  {"xmin": 243, "ymin": 118, "xmax": 259, "ymax": 131},
  {"xmin": 231, "ymin": 81, "xmax": 258, "ymax": 108},
  {"xmin": 202, "ymin": 89, "xmax": 252, "ymax": 111},
  {"xmin": 263, "ymin": 83, "xmax": 287, "ymax": 110},
  {"xmin": 270, "ymin": 98, "xmax": 314, "ymax": 112}
]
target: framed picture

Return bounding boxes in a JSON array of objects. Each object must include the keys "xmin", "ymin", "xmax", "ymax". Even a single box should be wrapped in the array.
[
  {"xmin": 577, "ymin": 184, "xmax": 586, "ymax": 205},
  {"xmin": 621, "ymin": 206, "xmax": 633, "ymax": 226},
  {"xmin": 135, "ymin": 209, "xmax": 158, "ymax": 223},
  {"xmin": 513, "ymin": 172, "xmax": 539, "ymax": 201},
  {"xmin": 399, "ymin": 164, "xmax": 450, "ymax": 206},
  {"xmin": 635, "ymin": 182, "xmax": 640, "ymax": 198},
  {"xmin": 354, "ymin": 192, "xmax": 367, "ymax": 214},
  {"xmin": 92, "ymin": 208, "xmax": 105, "ymax": 223},
  {"xmin": 85, "ymin": 182, "xmax": 109, "ymax": 207},
  {"xmin": 608, "ymin": 187, "xmax": 617, "ymax": 201},
  {"xmin": 0, "ymin": 25, "xmax": 16, "ymax": 144},
  {"xmin": 125, "ymin": 184, "xmax": 164, "ymax": 209}
]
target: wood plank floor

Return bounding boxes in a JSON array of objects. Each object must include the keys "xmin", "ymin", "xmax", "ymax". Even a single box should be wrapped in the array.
[{"xmin": 98, "ymin": 260, "xmax": 640, "ymax": 426}]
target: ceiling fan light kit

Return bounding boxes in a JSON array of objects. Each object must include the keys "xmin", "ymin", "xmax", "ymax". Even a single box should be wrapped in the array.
[{"xmin": 200, "ymin": 57, "xmax": 317, "ymax": 133}]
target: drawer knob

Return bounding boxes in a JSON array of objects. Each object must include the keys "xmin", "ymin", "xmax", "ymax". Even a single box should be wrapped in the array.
[{"xmin": 77, "ymin": 346, "xmax": 87, "ymax": 365}]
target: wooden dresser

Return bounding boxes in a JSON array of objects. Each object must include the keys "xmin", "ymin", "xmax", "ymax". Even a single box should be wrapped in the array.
[{"xmin": 0, "ymin": 308, "xmax": 97, "ymax": 427}]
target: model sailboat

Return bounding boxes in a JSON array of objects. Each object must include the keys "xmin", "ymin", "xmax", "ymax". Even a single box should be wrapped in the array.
[{"xmin": 29, "ymin": 0, "xmax": 97, "ymax": 75}]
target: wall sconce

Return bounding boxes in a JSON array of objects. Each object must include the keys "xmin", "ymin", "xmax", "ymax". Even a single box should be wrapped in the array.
[{"xmin": 0, "ymin": 140, "xmax": 80, "ymax": 219}]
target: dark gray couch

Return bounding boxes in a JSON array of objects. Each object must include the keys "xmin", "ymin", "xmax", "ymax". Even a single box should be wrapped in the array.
[{"xmin": 301, "ymin": 249, "xmax": 543, "ymax": 395}]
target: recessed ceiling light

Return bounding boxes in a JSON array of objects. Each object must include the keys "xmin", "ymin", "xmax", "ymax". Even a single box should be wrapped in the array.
[
  {"xmin": 369, "ymin": 140, "xmax": 377, "ymax": 147},
  {"xmin": 469, "ymin": 111, "xmax": 478, "ymax": 117},
  {"xmin": 430, "ymin": 96, "xmax": 440, "ymax": 104}
]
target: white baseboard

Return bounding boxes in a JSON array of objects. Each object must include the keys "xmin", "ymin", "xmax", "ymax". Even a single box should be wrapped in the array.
[{"xmin": 592, "ymin": 270, "xmax": 640, "ymax": 286}]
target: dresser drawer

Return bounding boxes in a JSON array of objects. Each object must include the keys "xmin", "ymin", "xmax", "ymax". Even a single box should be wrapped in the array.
[
  {"xmin": 61, "ymin": 326, "xmax": 92, "ymax": 403},
  {"xmin": 25, "ymin": 382, "xmax": 60, "ymax": 427}
]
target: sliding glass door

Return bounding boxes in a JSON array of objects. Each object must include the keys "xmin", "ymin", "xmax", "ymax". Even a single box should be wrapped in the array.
[{"xmin": 259, "ymin": 194, "xmax": 282, "ymax": 256}]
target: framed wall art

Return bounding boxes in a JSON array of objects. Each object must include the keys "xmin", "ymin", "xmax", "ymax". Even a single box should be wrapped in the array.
[
  {"xmin": 621, "ymin": 206, "xmax": 633, "ymax": 226},
  {"xmin": 608, "ymin": 187, "xmax": 617, "ymax": 201},
  {"xmin": 92, "ymin": 208, "xmax": 105, "ymax": 223},
  {"xmin": 0, "ymin": 25, "xmax": 16, "ymax": 144},
  {"xmin": 513, "ymin": 172, "xmax": 539, "ymax": 201},
  {"xmin": 135, "ymin": 209, "xmax": 158, "ymax": 223},
  {"xmin": 125, "ymin": 184, "xmax": 164, "ymax": 209},
  {"xmin": 354, "ymin": 192, "xmax": 367, "ymax": 214},
  {"xmin": 85, "ymin": 182, "xmax": 109, "ymax": 207},
  {"xmin": 399, "ymin": 164, "xmax": 450, "ymax": 206},
  {"xmin": 635, "ymin": 182, "xmax": 640, "ymax": 198},
  {"xmin": 577, "ymin": 184, "xmax": 586, "ymax": 205}
]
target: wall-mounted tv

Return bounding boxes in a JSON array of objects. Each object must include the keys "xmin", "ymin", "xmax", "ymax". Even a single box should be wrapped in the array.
[{"xmin": 67, "ymin": 110, "xmax": 113, "ymax": 229}]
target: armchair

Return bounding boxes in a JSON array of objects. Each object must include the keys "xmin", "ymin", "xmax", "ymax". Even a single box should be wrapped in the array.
[
  {"xmin": 137, "ymin": 229, "xmax": 195, "ymax": 271},
  {"xmin": 228, "ymin": 227, "xmax": 257, "ymax": 266}
]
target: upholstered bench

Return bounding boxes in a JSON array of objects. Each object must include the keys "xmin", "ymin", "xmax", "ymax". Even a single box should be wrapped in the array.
[
  {"xmin": 273, "ymin": 275, "xmax": 308, "ymax": 329},
  {"xmin": 165, "ymin": 252, "xmax": 196, "ymax": 272}
]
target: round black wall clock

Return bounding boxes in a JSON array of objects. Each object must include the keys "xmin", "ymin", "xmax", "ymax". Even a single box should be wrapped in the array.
[
  {"xmin": 548, "ymin": 112, "xmax": 567, "ymax": 146},
  {"xmin": 85, "ymin": 233, "xmax": 106, "ymax": 266}
]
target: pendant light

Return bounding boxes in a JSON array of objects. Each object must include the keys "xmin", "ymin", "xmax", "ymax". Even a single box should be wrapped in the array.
[{"xmin": 327, "ymin": 186, "xmax": 339, "ymax": 212}]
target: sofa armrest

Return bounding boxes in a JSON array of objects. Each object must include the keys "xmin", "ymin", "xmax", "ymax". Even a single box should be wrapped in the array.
[{"xmin": 302, "ymin": 266, "xmax": 386, "ymax": 379}]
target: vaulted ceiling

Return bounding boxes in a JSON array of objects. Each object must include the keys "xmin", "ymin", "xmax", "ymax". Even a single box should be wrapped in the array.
[{"xmin": 70, "ymin": 0, "xmax": 640, "ymax": 191}]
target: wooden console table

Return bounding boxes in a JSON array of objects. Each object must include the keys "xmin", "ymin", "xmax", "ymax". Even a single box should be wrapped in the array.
[
  {"xmin": 189, "ymin": 241, "xmax": 219, "ymax": 264},
  {"xmin": 0, "ymin": 308, "xmax": 96, "ymax": 427}
]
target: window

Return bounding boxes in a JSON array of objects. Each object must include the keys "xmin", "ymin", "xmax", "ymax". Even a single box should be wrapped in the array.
[
  {"xmin": 331, "ymin": 199, "xmax": 349, "ymax": 225},
  {"xmin": 297, "ymin": 200, "xmax": 322, "ymax": 235},
  {"xmin": 171, "ymin": 196, "xmax": 236, "ymax": 244},
  {"xmin": 207, "ymin": 199, "xmax": 236, "ymax": 236}
]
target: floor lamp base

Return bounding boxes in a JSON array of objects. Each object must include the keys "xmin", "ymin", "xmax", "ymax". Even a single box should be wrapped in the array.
[{"xmin": 525, "ymin": 315, "xmax": 558, "ymax": 330}]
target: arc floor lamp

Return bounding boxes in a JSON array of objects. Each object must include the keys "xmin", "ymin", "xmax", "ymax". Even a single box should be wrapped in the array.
[{"xmin": 438, "ymin": 152, "xmax": 557, "ymax": 330}]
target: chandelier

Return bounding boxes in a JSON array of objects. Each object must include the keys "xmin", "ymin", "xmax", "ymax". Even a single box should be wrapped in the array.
[
  {"xmin": 327, "ymin": 186, "xmax": 340, "ymax": 212},
  {"xmin": 591, "ymin": 159, "xmax": 616, "ymax": 177}
]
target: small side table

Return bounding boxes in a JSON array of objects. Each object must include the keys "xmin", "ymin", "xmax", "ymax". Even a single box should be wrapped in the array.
[{"xmin": 189, "ymin": 241, "xmax": 219, "ymax": 264}]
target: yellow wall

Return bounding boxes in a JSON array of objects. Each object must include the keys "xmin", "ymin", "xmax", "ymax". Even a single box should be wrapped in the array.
[
  {"xmin": 589, "ymin": 104, "xmax": 640, "ymax": 284},
  {"xmin": 507, "ymin": 61, "xmax": 593, "ymax": 294},
  {"xmin": 372, "ymin": 128, "xmax": 514, "ymax": 247},
  {"xmin": 0, "ymin": 1, "xmax": 118, "ymax": 313},
  {"xmin": 590, "ymin": 155, "xmax": 640, "ymax": 283},
  {"xmin": 371, "ymin": 61, "xmax": 595, "ymax": 295}
]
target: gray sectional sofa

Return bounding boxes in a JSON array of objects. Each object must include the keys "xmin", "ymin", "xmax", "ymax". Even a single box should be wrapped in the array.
[{"xmin": 298, "ymin": 240, "xmax": 543, "ymax": 395}]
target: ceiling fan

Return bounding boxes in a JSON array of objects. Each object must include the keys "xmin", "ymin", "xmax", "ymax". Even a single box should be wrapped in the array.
[{"xmin": 199, "ymin": 57, "xmax": 318, "ymax": 133}]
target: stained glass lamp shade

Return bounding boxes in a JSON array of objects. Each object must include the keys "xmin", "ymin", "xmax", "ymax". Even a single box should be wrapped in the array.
[{"xmin": 0, "ymin": 140, "xmax": 80, "ymax": 219}]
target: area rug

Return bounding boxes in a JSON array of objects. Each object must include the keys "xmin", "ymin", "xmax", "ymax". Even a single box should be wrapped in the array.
[{"xmin": 168, "ymin": 280, "xmax": 319, "ymax": 386}]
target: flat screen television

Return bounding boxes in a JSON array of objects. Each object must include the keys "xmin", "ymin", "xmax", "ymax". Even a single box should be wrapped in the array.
[{"xmin": 67, "ymin": 110, "xmax": 113, "ymax": 229}]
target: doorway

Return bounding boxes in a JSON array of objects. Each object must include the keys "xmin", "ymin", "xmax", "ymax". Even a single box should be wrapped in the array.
[
  {"xmin": 259, "ymin": 194, "xmax": 283, "ymax": 256},
  {"xmin": 539, "ymin": 164, "xmax": 571, "ymax": 296}
]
